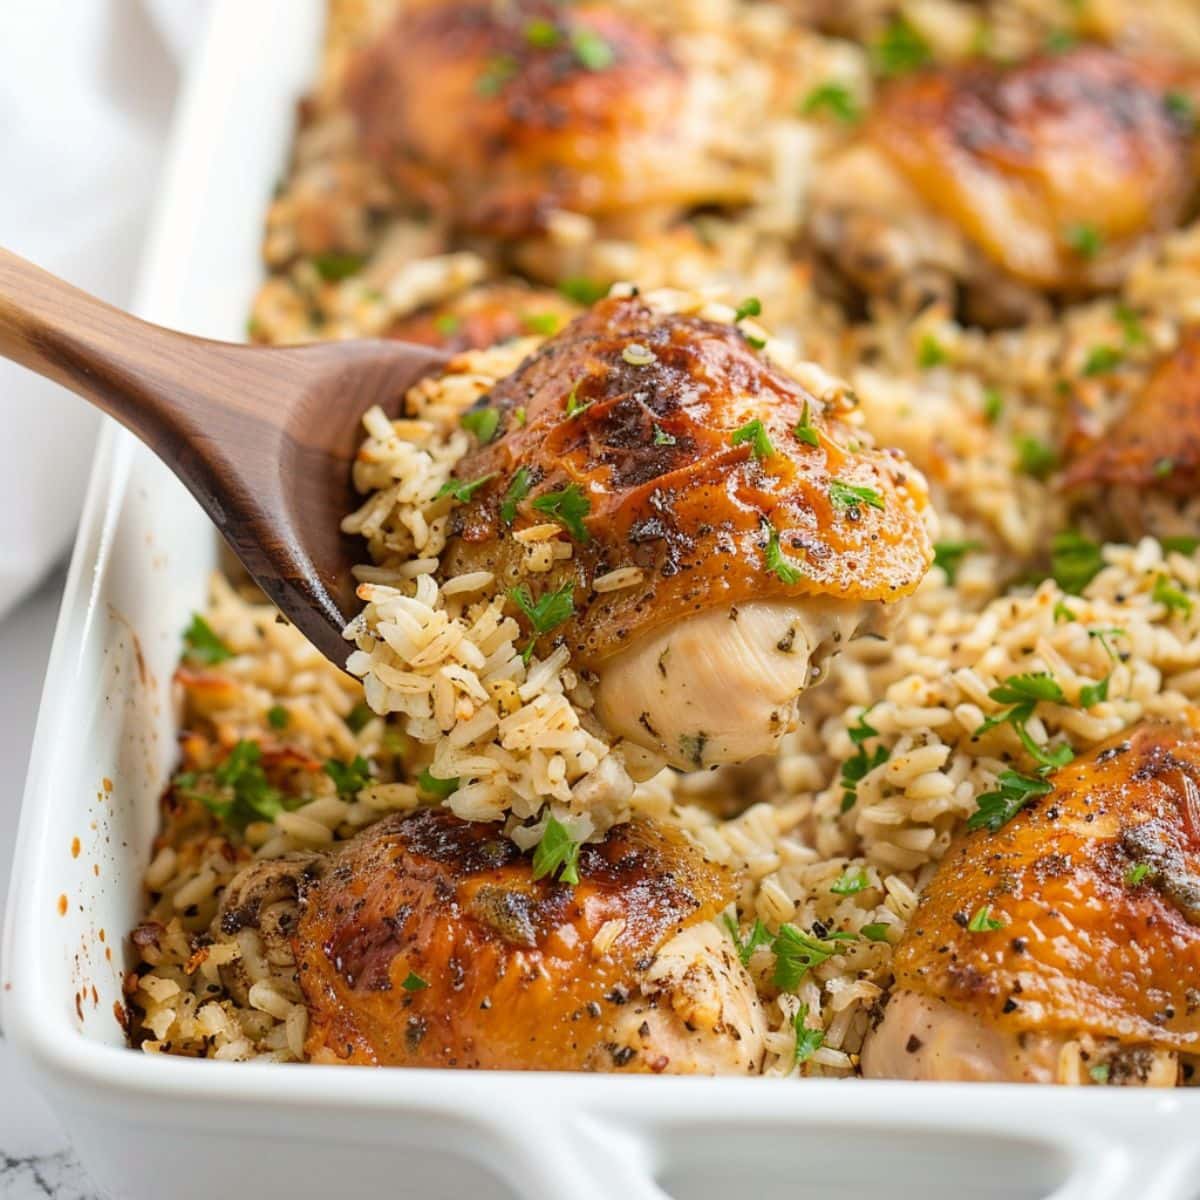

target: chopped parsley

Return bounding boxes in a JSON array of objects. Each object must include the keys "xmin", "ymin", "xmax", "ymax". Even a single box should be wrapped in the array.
[
  {"xmin": 345, "ymin": 701, "xmax": 373, "ymax": 733},
  {"xmin": 800, "ymin": 82, "xmax": 860, "ymax": 124},
  {"xmin": 324, "ymin": 755, "xmax": 371, "ymax": 798},
  {"xmin": 183, "ymin": 614, "xmax": 232, "ymax": 665},
  {"xmin": 793, "ymin": 400, "xmax": 819, "ymax": 447},
  {"xmin": 1053, "ymin": 599, "xmax": 1075, "ymax": 623},
  {"xmin": 564, "ymin": 381, "xmax": 592, "ymax": 418},
  {"xmin": 530, "ymin": 483, "xmax": 591, "ymax": 541},
  {"xmin": 460, "ymin": 406, "xmax": 500, "ymax": 443},
  {"xmin": 1082, "ymin": 345, "xmax": 1123, "ymax": 377},
  {"xmin": 731, "ymin": 418, "xmax": 775, "ymax": 461},
  {"xmin": 723, "ymin": 914, "xmax": 772, "ymax": 966},
  {"xmin": 500, "ymin": 466, "xmax": 532, "ymax": 524},
  {"xmin": 1089, "ymin": 1063, "xmax": 1111, "ymax": 1085},
  {"xmin": 1162, "ymin": 536, "xmax": 1200, "ymax": 555},
  {"xmin": 524, "ymin": 17, "xmax": 560, "ymax": 48},
  {"xmin": 436, "ymin": 472, "xmax": 498, "ymax": 503},
  {"xmin": 983, "ymin": 387, "xmax": 1004, "ymax": 424},
  {"xmin": 1165, "ymin": 91, "xmax": 1196, "ymax": 132},
  {"xmin": 974, "ymin": 672, "xmax": 1075, "ymax": 770},
  {"xmin": 434, "ymin": 313, "xmax": 461, "ymax": 337},
  {"xmin": 1125, "ymin": 862, "xmax": 1153, "ymax": 887},
  {"xmin": 1079, "ymin": 674, "xmax": 1110, "ymax": 708},
  {"xmin": 830, "ymin": 868, "xmax": 870, "ymax": 896},
  {"xmin": 932, "ymin": 539, "xmax": 981, "ymax": 584},
  {"xmin": 509, "ymin": 582, "xmax": 576, "ymax": 660},
  {"xmin": 762, "ymin": 520, "xmax": 804, "ymax": 584},
  {"xmin": 1114, "ymin": 303, "xmax": 1146, "ymax": 347},
  {"xmin": 1051, "ymin": 529, "xmax": 1104, "ymax": 595},
  {"xmin": 266, "ymin": 704, "xmax": 289, "ymax": 731},
  {"xmin": 1013, "ymin": 434, "xmax": 1058, "ymax": 479},
  {"xmin": 1153, "ymin": 574, "xmax": 1193, "ymax": 616},
  {"xmin": 734, "ymin": 297, "xmax": 762, "ymax": 323},
  {"xmin": 310, "ymin": 252, "xmax": 365, "ymax": 282},
  {"xmin": 417, "ymin": 768, "xmax": 458, "ymax": 799},
  {"xmin": 621, "ymin": 343, "xmax": 656, "ymax": 366},
  {"xmin": 531, "ymin": 816, "xmax": 581, "ymax": 885},
  {"xmin": 744, "ymin": 332, "xmax": 767, "ymax": 351},
  {"xmin": 772, "ymin": 924, "xmax": 856, "ymax": 990},
  {"xmin": 174, "ymin": 740, "xmax": 288, "ymax": 831},
  {"xmin": 1065, "ymin": 223, "xmax": 1103, "ymax": 260},
  {"xmin": 966, "ymin": 905, "xmax": 1005, "ymax": 933},
  {"xmin": 967, "ymin": 769, "xmax": 1053, "ymax": 833},
  {"xmin": 860, "ymin": 923, "xmax": 892, "ymax": 943},
  {"xmin": 571, "ymin": 28, "xmax": 614, "ymax": 71},
  {"xmin": 557, "ymin": 276, "xmax": 608, "ymax": 305},
  {"xmin": 476, "ymin": 54, "xmax": 518, "ymax": 96},
  {"xmin": 917, "ymin": 334, "xmax": 947, "ymax": 368},
  {"xmin": 653, "ymin": 423, "xmax": 676, "ymax": 446},
  {"xmin": 829, "ymin": 479, "xmax": 884, "ymax": 512},
  {"xmin": 873, "ymin": 17, "xmax": 931, "ymax": 76},
  {"xmin": 401, "ymin": 971, "xmax": 429, "ymax": 991},
  {"xmin": 841, "ymin": 705, "xmax": 890, "ymax": 812},
  {"xmin": 521, "ymin": 312, "xmax": 560, "ymax": 336},
  {"xmin": 792, "ymin": 1004, "xmax": 825, "ymax": 1065}
]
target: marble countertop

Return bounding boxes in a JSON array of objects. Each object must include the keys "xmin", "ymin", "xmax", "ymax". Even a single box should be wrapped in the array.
[{"xmin": 0, "ymin": 569, "xmax": 100, "ymax": 1199}]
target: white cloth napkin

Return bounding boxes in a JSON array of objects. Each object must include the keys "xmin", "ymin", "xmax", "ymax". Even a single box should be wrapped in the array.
[{"xmin": 0, "ymin": 0, "xmax": 206, "ymax": 619}]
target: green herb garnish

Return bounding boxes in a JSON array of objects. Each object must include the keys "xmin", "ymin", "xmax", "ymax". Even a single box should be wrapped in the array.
[
  {"xmin": 873, "ymin": 17, "xmax": 931, "ymax": 76},
  {"xmin": 1051, "ymin": 529, "xmax": 1104, "ymax": 595},
  {"xmin": 1125, "ymin": 862, "xmax": 1152, "ymax": 887},
  {"xmin": 500, "ymin": 467, "xmax": 532, "ymax": 525},
  {"xmin": 793, "ymin": 1004, "xmax": 825, "ymax": 1065},
  {"xmin": 917, "ymin": 334, "xmax": 947, "ymax": 368},
  {"xmin": 1065, "ymin": 223, "xmax": 1103, "ymax": 260},
  {"xmin": 531, "ymin": 815, "xmax": 582, "ymax": 885},
  {"xmin": 1089, "ymin": 1063, "xmax": 1110, "ymax": 1084},
  {"xmin": 800, "ymin": 83, "xmax": 860, "ymax": 123},
  {"xmin": 793, "ymin": 400, "xmax": 819, "ymax": 447},
  {"xmin": 653, "ymin": 423, "xmax": 676, "ymax": 446},
  {"xmin": 1162, "ymin": 536, "xmax": 1200, "ymax": 555},
  {"xmin": 983, "ymin": 387, "xmax": 1004, "ymax": 424},
  {"xmin": 967, "ymin": 769, "xmax": 1053, "ymax": 833},
  {"xmin": 476, "ymin": 54, "xmax": 518, "ymax": 96},
  {"xmin": 830, "ymin": 868, "xmax": 870, "ymax": 896},
  {"xmin": 311, "ymin": 252, "xmax": 365, "ymax": 282},
  {"xmin": 1014, "ymin": 434, "xmax": 1058, "ymax": 479},
  {"xmin": 436, "ymin": 472, "xmax": 498, "ymax": 504},
  {"xmin": 524, "ymin": 17, "xmax": 560, "ymax": 48},
  {"xmin": 324, "ymin": 755, "xmax": 371, "ymax": 798},
  {"xmin": 509, "ymin": 582, "xmax": 576, "ymax": 661},
  {"xmin": 571, "ymin": 28, "xmax": 614, "ymax": 71},
  {"xmin": 267, "ymin": 704, "xmax": 289, "ymax": 731},
  {"xmin": 966, "ymin": 905, "xmax": 1005, "ymax": 932},
  {"xmin": 974, "ymin": 672, "xmax": 1075, "ymax": 770},
  {"xmin": 1082, "ymin": 345, "xmax": 1123, "ymax": 377},
  {"xmin": 1153, "ymin": 574, "xmax": 1193, "ymax": 616},
  {"xmin": 417, "ymin": 768, "xmax": 459, "ymax": 799},
  {"xmin": 460, "ymin": 406, "xmax": 500, "ymax": 443},
  {"xmin": 830, "ymin": 479, "xmax": 884, "ymax": 512},
  {"xmin": 530, "ymin": 483, "xmax": 591, "ymax": 542},
  {"xmin": 772, "ymin": 925, "xmax": 856, "ymax": 990},
  {"xmin": 183, "ymin": 614, "xmax": 232, "ymax": 665},
  {"xmin": 734, "ymin": 297, "xmax": 762, "ymax": 323},
  {"xmin": 401, "ymin": 971, "xmax": 429, "ymax": 991},
  {"xmin": 565, "ymin": 381, "xmax": 592, "ymax": 418},
  {"xmin": 557, "ymin": 276, "xmax": 607, "ymax": 305},
  {"xmin": 731, "ymin": 418, "xmax": 775, "ymax": 461},
  {"xmin": 860, "ymin": 923, "xmax": 892, "ymax": 943},
  {"xmin": 762, "ymin": 520, "xmax": 804, "ymax": 584},
  {"xmin": 932, "ymin": 540, "xmax": 981, "ymax": 584},
  {"xmin": 723, "ymin": 914, "xmax": 772, "ymax": 966},
  {"xmin": 434, "ymin": 313, "xmax": 462, "ymax": 337}
]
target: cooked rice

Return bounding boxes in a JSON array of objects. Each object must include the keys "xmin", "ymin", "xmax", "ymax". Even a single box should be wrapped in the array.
[{"xmin": 130, "ymin": 0, "xmax": 1200, "ymax": 1077}]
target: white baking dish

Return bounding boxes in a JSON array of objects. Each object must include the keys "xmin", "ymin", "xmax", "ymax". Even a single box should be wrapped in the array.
[{"xmin": 6, "ymin": 2, "xmax": 1200, "ymax": 1196}]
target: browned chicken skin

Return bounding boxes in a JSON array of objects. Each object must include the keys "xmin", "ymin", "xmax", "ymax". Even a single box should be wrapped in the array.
[
  {"xmin": 439, "ymin": 295, "xmax": 932, "ymax": 766},
  {"xmin": 344, "ymin": 2, "xmax": 749, "ymax": 239},
  {"xmin": 278, "ymin": 808, "xmax": 765, "ymax": 1071},
  {"xmin": 812, "ymin": 48, "xmax": 1200, "ymax": 319},
  {"xmin": 1062, "ymin": 328, "xmax": 1200, "ymax": 497},
  {"xmin": 864, "ymin": 723, "xmax": 1200, "ymax": 1084}
]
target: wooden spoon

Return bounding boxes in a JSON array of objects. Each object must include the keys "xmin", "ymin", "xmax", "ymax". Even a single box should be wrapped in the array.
[{"xmin": 0, "ymin": 248, "xmax": 449, "ymax": 667}]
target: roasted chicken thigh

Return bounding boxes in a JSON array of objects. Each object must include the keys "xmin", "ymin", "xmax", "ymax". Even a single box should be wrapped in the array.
[
  {"xmin": 344, "ymin": 1, "xmax": 749, "ymax": 239},
  {"xmin": 863, "ymin": 723, "xmax": 1200, "ymax": 1085},
  {"xmin": 219, "ymin": 807, "xmax": 766, "ymax": 1072},
  {"xmin": 812, "ymin": 48, "xmax": 1200, "ymax": 322},
  {"xmin": 439, "ymin": 295, "xmax": 934, "ymax": 768}
]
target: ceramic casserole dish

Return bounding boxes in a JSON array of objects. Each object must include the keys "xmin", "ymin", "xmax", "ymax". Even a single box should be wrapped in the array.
[{"xmin": 6, "ymin": 2, "xmax": 1200, "ymax": 1197}]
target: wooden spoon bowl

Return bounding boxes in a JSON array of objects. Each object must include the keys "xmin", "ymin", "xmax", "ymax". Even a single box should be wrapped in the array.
[{"xmin": 0, "ymin": 248, "xmax": 449, "ymax": 666}]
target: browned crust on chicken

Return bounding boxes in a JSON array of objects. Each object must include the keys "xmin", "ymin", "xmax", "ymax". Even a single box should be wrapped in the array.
[
  {"xmin": 294, "ymin": 807, "xmax": 735, "ymax": 1069},
  {"xmin": 1062, "ymin": 328, "xmax": 1200, "ymax": 495},
  {"xmin": 438, "ymin": 296, "xmax": 932, "ymax": 667},
  {"xmin": 343, "ymin": 2, "xmax": 747, "ymax": 238},
  {"xmin": 870, "ymin": 47, "xmax": 1199, "ymax": 291},
  {"xmin": 893, "ymin": 722, "xmax": 1200, "ymax": 1050}
]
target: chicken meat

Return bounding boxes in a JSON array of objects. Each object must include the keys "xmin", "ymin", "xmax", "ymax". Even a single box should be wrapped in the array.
[
  {"xmin": 217, "ymin": 807, "xmax": 766, "ymax": 1072},
  {"xmin": 343, "ymin": 1, "xmax": 751, "ymax": 240},
  {"xmin": 438, "ymin": 294, "xmax": 934, "ymax": 769},
  {"xmin": 811, "ymin": 47, "xmax": 1200, "ymax": 324},
  {"xmin": 863, "ymin": 722, "xmax": 1200, "ymax": 1085}
]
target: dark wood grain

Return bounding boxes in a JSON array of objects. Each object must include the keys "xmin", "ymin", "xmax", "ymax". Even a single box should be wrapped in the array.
[{"xmin": 0, "ymin": 248, "xmax": 448, "ymax": 667}]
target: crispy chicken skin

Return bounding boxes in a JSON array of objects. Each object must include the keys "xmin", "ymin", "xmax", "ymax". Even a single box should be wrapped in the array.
[
  {"xmin": 288, "ymin": 807, "xmax": 765, "ymax": 1072},
  {"xmin": 343, "ymin": 2, "xmax": 748, "ymax": 239},
  {"xmin": 813, "ymin": 48, "xmax": 1199, "ymax": 315},
  {"xmin": 439, "ymin": 296, "xmax": 933, "ymax": 766},
  {"xmin": 864, "ymin": 723, "xmax": 1200, "ymax": 1084},
  {"xmin": 1062, "ymin": 328, "xmax": 1200, "ymax": 496}
]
